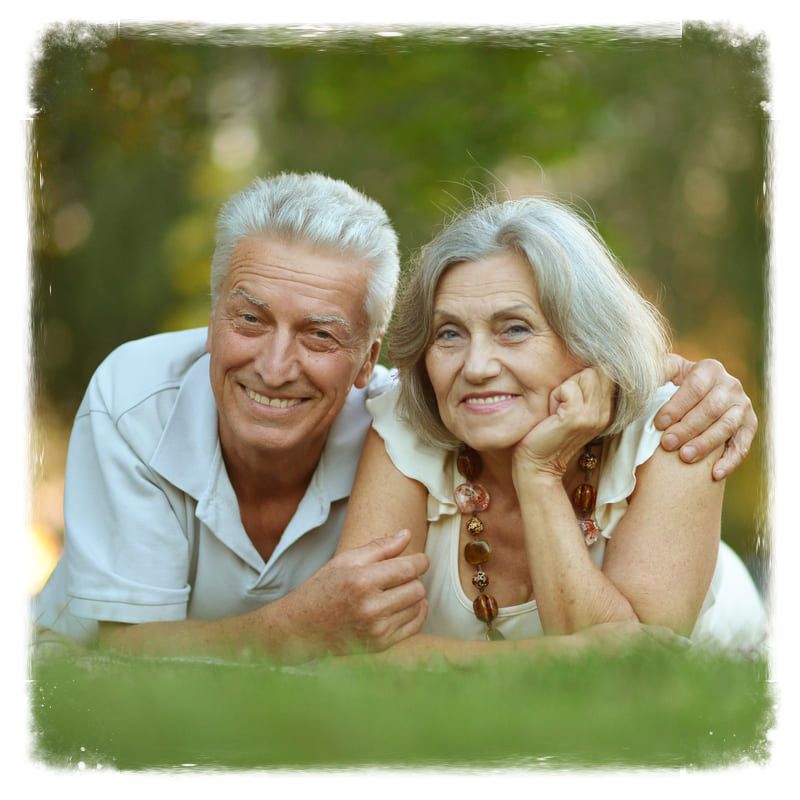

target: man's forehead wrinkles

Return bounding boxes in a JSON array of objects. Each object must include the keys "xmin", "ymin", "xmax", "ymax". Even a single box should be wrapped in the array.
[{"xmin": 234, "ymin": 247, "xmax": 355, "ymax": 284}]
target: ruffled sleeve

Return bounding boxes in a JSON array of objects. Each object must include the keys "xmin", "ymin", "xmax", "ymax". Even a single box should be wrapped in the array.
[
  {"xmin": 595, "ymin": 382, "xmax": 679, "ymax": 536},
  {"xmin": 366, "ymin": 383, "xmax": 458, "ymax": 522}
]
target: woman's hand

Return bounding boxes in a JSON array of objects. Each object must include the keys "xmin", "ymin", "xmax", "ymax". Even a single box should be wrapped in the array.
[{"xmin": 511, "ymin": 367, "xmax": 614, "ymax": 482}]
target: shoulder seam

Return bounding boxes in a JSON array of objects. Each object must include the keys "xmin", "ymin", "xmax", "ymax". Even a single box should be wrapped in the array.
[{"xmin": 78, "ymin": 380, "xmax": 183, "ymax": 425}]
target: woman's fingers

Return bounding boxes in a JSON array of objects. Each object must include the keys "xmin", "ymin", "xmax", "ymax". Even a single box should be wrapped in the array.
[
  {"xmin": 517, "ymin": 368, "xmax": 610, "ymax": 472},
  {"xmin": 551, "ymin": 367, "xmax": 613, "ymax": 432}
]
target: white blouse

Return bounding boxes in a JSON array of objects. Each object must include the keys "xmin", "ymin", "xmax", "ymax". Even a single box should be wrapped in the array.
[{"xmin": 367, "ymin": 382, "xmax": 767, "ymax": 650}]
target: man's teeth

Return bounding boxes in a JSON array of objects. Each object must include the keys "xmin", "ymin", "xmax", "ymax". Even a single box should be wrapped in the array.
[
  {"xmin": 245, "ymin": 388, "xmax": 302, "ymax": 408},
  {"xmin": 465, "ymin": 395, "xmax": 513, "ymax": 405}
]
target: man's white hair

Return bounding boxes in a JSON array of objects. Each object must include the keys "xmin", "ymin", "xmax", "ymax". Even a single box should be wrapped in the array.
[{"xmin": 210, "ymin": 172, "xmax": 400, "ymax": 339}]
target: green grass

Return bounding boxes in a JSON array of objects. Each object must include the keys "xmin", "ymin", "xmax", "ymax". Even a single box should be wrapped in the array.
[{"xmin": 30, "ymin": 642, "xmax": 771, "ymax": 771}]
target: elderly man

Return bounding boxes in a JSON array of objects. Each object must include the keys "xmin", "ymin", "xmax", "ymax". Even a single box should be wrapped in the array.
[{"xmin": 34, "ymin": 172, "xmax": 758, "ymax": 662}]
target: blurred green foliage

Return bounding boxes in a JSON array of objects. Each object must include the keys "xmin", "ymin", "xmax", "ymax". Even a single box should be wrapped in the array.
[{"xmin": 29, "ymin": 23, "xmax": 769, "ymax": 576}]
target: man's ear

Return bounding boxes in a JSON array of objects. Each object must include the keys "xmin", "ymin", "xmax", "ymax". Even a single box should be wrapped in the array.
[{"xmin": 354, "ymin": 340, "xmax": 382, "ymax": 389}]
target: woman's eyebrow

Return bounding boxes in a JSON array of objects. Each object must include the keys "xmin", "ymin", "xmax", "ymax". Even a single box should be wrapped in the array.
[
  {"xmin": 432, "ymin": 304, "xmax": 535, "ymax": 322},
  {"xmin": 489, "ymin": 304, "xmax": 536, "ymax": 321},
  {"xmin": 431, "ymin": 308, "xmax": 462, "ymax": 323}
]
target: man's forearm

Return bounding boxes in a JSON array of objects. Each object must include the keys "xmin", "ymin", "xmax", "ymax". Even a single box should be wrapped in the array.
[
  {"xmin": 96, "ymin": 532, "xmax": 429, "ymax": 662},
  {"xmin": 97, "ymin": 596, "xmax": 328, "ymax": 664}
]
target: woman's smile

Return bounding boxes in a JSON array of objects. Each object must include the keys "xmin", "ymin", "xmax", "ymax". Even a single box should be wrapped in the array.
[{"xmin": 460, "ymin": 392, "xmax": 520, "ymax": 414}]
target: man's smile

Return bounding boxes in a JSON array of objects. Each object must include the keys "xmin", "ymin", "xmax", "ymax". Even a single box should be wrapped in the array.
[{"xmin": 243, "ymin": 386, "xmax": 306, "ymax": 409}]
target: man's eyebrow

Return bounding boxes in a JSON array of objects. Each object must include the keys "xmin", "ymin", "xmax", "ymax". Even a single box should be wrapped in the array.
[
  {"xmin": 229, "ymin": 290, "xmax": 352, "ymax": 333},
  {"xmin": 230, "ymin": 288, "xmax": 269, "ymax": 309},
  {"xmin": 306, "ymin": 314, "xmax": 350, "ymax": 330}
]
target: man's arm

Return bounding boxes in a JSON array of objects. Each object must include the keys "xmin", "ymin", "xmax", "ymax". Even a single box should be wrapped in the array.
[
  {"xmin": 657, "ymin": 355, "xmax": 758, "ymax": 480},
  {"xmin": 99, "ymin": 529, "xmax": 429, "ymax": 663}
]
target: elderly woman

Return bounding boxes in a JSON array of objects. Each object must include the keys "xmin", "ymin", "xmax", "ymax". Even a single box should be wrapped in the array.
[{"xmin": 337, "ymin": 197, "xmax": 766, "ymax": 658}]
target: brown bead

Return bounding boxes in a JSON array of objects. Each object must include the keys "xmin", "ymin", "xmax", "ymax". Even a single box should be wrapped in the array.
[
  {"xmin": 457, "ymin": 449, "xmax": 482, "ymax": 481},
  {"xmin": 466, "ymin": 515, "xmax": 485, "ymax": 536},
  {"xmin": 464, "ymin": 539, "xmax": 492, "ymax": 565},
  {"xmin": 573, "ymin": 483, "xmax": 597, "ymax": 514},
  {"xmin": 579, "ymin": 451, "xmax": 599, "ymax": 471},
  {"xmin": 472, "ymin": 570, "xmax": 489, "ymax": 590},
  {"xmin": 473, "ymin": 593, "xmax": 499, "ymax": 622}
]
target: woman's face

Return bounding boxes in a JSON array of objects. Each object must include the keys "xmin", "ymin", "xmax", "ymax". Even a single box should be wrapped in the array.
[{"xmin": 424, "ymin": 252, "xmax": 585, "ymax": 453}]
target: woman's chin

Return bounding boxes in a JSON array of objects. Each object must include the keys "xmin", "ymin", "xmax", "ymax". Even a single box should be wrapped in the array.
[
  {"xmin": 458, "ymin": 431, "xmax": 524, "ymax": 455},
  {"xmin": 453, "ymin": 416, "xmax": 546, "ymax": 455}
]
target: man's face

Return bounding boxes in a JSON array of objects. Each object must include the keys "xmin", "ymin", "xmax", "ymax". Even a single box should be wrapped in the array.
[{"xmin": 207, "ymin": 235, "xmax": 379, "ymax": 465}]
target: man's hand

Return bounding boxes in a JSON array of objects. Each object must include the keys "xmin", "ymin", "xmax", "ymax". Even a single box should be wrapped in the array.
[
  {"xmin": 657, "ymin": 355, "xmax": 758, "ymax": 481},
  {"xmin": 276, "ymin": 529, "xmax": 429, "ymax": 657}
]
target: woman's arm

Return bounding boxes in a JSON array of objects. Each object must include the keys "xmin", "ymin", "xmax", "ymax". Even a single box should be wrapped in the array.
[
  {"xmin": 511, "ymin": 369, "xmax": 723, "ymax": 636},
  {"xmin": 601, "ymin": 444, "xmax": 723, "ymax": 636},
  {"xmin": 511, "ymin": 368, "xmax": 636, "ymax": 633},
  {"xmin": 513, "ymin": 468, "xmax": 639, "ymax": 634},
  {"xmin": 337, "ymin": 427, "xmax": 429, "ymax": 555},
  {"xmin": 332, "ymin": 620, "xmax": 685, "ymax": 667},
  {"xmin": 338, "ymin": 426, "xmax": 684, "ymax": 660}
]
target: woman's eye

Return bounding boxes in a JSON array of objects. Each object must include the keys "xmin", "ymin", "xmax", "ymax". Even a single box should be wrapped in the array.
[
  {"xmin": 435, "ymin": 327, "xmax": 461, "ymax": 342},
  {"xmin": 504, "ymin": 323, "xmax": 531, "ymax": 337}
]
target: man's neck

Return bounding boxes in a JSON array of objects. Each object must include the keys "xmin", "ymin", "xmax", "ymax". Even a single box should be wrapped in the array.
[{"xmin": 220, "ymin": 434, "xmax": 326, "ymax": 505}]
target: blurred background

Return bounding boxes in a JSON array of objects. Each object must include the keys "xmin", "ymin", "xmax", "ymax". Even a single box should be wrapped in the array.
[{"xmin": 28, "ymin": 23, "xmax": 769, "ymax": 598}]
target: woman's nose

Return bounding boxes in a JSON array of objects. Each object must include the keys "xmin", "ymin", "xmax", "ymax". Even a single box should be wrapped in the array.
[{"xmin": 461, "ymin": 336, "xmax": 502, "ymax": 383}]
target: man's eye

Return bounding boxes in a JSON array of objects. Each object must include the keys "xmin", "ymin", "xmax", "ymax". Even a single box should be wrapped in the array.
[
  {"xmin": 241, "ymin": 313, "xmax": 259, "ymax": 324},
  {"xmin": 305, "ymin": 330, "xmax": 339, "ymax": 349}
]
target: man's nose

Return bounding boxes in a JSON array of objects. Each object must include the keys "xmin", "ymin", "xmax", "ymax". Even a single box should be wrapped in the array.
[
  {"xmin": 462, "ymin": 335, "xmax": 502, "ymax": 383},
  {"xmin": 253, "ymin": 330, "xmax": 302, "ymax": 385}
]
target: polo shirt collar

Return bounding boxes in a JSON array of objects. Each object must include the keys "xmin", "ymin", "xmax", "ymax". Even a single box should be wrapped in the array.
[
  {"xmin": 258, "ymin": 385, "xmax": 369, "ymax": 571},
  {"xmin": 149, "ymin": 349, "xmax": 369, "ymax": 571},
  {"xmin": 149, "ymin": 350, "xmax": 219, "ymax": 502},
  {"xmin": 317, "ymin": 382, "xmax": 370, "ymax": 503}
]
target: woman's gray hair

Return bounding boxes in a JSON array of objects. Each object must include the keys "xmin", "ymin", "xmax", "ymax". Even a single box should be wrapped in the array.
[
  {"xmin": 210, "ymin": 172, "xmax": 400, "ymax": 339},
  {"xmin": 390, "ymin": 196, "xmax": 671, "ymax": 450}
]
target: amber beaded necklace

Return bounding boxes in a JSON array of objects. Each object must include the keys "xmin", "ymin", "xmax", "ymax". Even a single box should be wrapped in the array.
[{"xmin": 455, "ymin": 440, "xmax": 602, "ymax": 641}]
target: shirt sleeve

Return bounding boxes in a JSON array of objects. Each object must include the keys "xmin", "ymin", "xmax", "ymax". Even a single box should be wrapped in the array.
[
  {"xmin": 62, "ymin": 398, "xmax": 192, "ymax": 625},
  {"xmin": 366, "ymin": 384, "xmax": 457, "ymax": 522}
]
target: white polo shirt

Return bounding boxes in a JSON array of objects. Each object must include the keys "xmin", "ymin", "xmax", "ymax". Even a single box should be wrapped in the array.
[{"xmin": 33, "ymin": 328, "xmax": 393, "ymax": 644}]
